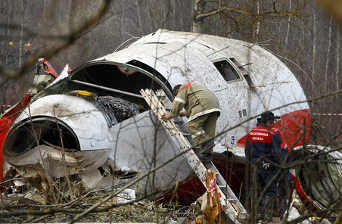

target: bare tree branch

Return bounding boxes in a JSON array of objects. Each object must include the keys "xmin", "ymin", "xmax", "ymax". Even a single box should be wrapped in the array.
[{"xmin": 0, "ymin": 0, "xmax": 112, "ymax": 79}]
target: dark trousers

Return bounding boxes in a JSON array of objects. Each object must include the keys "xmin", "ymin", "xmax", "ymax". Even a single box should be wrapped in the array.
[
  {"xmin": 257, "ymin": 167, "xmax": 278, "ymax": 197},
  {"xmin": 187, "ymin": 112, "xmax": 219, "ymax": 153},
  {"xmin": 251, "ymin": 166, "xmax": 279, "ymax": 220}
]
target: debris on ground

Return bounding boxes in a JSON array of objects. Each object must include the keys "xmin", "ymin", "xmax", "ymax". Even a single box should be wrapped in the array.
[{"xmin": 0, "ymin": 175, "xmax": 196, "ymax": 224}]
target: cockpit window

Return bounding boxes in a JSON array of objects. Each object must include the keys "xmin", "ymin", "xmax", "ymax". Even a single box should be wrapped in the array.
[{"xmin": 213, "ymin": 60, "xmax": 240, "ymax": 82}]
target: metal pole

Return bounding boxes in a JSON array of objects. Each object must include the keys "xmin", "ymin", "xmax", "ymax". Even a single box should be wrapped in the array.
[{"xmin": 70, "ymin": 80, "xmax": 144, "ymax": 99}]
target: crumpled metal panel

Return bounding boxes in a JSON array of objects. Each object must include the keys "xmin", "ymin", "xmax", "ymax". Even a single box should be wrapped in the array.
[
  {"xmin": 6, "ymin": 144, "xmax": 111, "ymax": 178},
  {"xmin": 108, "ymin": 110, "xmax": 193, "ymax": 194}
]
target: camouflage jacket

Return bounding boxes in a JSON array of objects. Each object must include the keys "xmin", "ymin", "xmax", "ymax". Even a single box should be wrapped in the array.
[{"xmin": 170, "ymin": 82, "xmax": 221, "ymax": 122}]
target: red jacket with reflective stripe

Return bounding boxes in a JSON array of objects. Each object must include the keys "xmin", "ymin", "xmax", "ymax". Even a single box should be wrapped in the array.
[{"xmin": 245, "ymin": 125, "xmax": 281, "ymax": 164}]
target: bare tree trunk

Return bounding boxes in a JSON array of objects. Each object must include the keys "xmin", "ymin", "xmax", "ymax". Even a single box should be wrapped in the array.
[
  {"xmin": 336, "ymin": 24, "xmax": 341, "ymax": 129},
  {"xmin": 285, "ymin": 0, "xmax": 292, "ymax": 45},
  {"xmin": 192, "ymin": 0, "xmax": 203, "ymax": 33},
  {"xmin": 324, "ymin": 16, "xmax": 333, "ymax": 94},
  {"xmin": 254, "ymin": 0, "xmax": 260, "ymax": 41},
  {"xmin": 324, "ymin": 16, "xmax": 333, "ymax": 126},
  {"xmin": 18, "ymin": 0, "xmax": 24, "ymax": 68},
  {"xmin": 312, "ymin": 10, "xmax": 317, "ymax": 102},
  {"xmin": 336, "ymin": 24, "xmax": 340, "ymax": 92}
]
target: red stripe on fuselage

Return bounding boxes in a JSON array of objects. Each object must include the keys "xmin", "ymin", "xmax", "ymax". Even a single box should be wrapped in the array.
[
  {"xmin": 238, "ymin": 109, "xmax": 311, "ymax": 148},
  {"xmin": 0, "ymin": 94, "xmax": 31, "ymax": 182}
]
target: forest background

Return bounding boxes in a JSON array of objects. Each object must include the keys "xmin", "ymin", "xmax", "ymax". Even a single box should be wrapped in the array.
[{"xmin": 0, "ymin": 0, "xmax": 341, "ymax": 138}]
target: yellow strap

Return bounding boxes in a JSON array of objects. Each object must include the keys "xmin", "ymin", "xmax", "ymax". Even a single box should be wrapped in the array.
[{"xmin": 71, "ymin": 90, "xmax": 96, "ymax": 97}]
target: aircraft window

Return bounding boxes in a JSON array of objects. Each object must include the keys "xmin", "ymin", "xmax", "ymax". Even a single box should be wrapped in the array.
[
  {"xmin": 213, "ymin": 60, "xmax": 240, "ymax": 82},
  {"xmin": 229, "ymin": 57, "xmax": 254, "ymax": 88}
]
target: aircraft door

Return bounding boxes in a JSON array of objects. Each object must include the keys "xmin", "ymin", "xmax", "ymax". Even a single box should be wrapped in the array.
[{"xmin": 211, "ymin": 57, "xmax": 250, "ymax": 148}]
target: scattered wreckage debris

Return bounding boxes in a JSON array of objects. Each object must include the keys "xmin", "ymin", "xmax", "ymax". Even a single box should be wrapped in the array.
[
  {"xmin": 2, "ymin": 143, "xmax": 140, "ymax": 204},
  {"xmin": 187, "ymin": 169, "xmax": 224, "ymax": 224},
  {"xmin": 0, "ymin": 182, "xmax": 334, "ymax": 224},
  {"xmin": 0, "ymin": 189, "xmax": 178, "ymax": 223}
]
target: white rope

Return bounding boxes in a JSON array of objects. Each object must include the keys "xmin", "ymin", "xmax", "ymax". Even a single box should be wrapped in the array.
[{"xmin": 312, "ymin": 113, "xmax": 342, "ymax": 116}]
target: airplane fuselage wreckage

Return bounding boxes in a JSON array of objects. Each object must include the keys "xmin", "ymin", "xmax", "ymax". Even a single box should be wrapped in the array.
[{"xmin": 0, "ymin": 29, "xmax": 341, "ymax": 215}]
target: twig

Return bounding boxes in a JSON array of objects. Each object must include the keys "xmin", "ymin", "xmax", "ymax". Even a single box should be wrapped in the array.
[{"xmin": 0, "ymin": 0, "xmax": 112, "ymax": 79}]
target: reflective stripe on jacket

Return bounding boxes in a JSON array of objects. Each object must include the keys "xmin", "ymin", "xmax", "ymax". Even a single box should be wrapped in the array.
[
  {"xmin": 245, "ymin": 125, "xmax": 283, "ymax": 164},
  {"xmin": 170, "ymin": 82, "xmax": 221, "ymax": 121}
]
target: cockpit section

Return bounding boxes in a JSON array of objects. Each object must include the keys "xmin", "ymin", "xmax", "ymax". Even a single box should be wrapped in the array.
[{"xmin": 69, "ymin": 60, "xmax": 172, "ymax": 107}]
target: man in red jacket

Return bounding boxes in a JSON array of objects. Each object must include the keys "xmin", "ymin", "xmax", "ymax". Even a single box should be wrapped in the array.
[{"xmin": 245, "ymin": 111, "xmax": 284, "ymax": 223}]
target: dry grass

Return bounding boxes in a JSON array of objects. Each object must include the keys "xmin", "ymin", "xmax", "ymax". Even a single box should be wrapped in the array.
[{"xmin": 0, "ymin": 177, "xmax": 194, "ymax": 223}]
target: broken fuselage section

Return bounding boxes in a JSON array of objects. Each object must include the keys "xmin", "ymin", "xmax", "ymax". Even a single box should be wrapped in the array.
[{"xmin": 3, "ymin": 60, "xmax": 189, "ymax": 194}]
